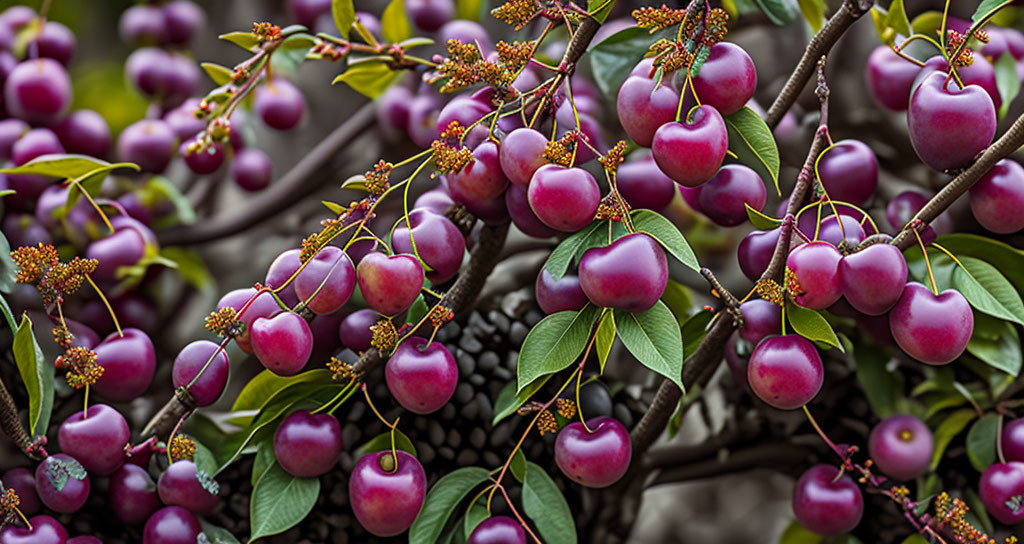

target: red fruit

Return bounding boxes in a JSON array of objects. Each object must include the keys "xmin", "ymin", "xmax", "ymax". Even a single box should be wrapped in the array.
[
  {"xmin": 251, "ymin": 312, "xmax": 314, "ymax": 376},
  {"xmin": 651, "ymin": 105, "xmax": 728, "ymax": 187},
  {"xmin": 786, "ymin": 241, "xmax": 842, "ymax": 310},
  {"xmin": 349, "ymin": 451, "xmax": 426, "ymax": 536},
  {"xmin": 969, "ymin": 158, "xmax": 1024, "ymax": 234},
  {"xmin": 554, "ymin": 416, "xmax": 631, "ymax": 488},
  {"xmin": 157, "ymin": 460, "xmax": 218, "ymax": 516},
  {"xmin": 578, "ymin": 233, "xmax": 668, "ymax": 313},
  {"xmin": 616, "ymin": 75, "xmax": 679, "ymax": 147},
  {"xmin": 57, "ymin": 404, "xmax": 130, "ymax": 475},
  {"xmin": 356, "ymin": 252, "xmax": 424, "ymax": 316},
  {"xmin": 527, "ymin": 165, "xmax": 601, "ymax": 232},
  {"xmin": 792, "ymin": 464, "xmax": 863, "ymax": 535},
  {"xmin": 747, "ymin": 335, "xmax": 823, "ymax": 410},
  {"xmin": 908, "ymin": 72, "xmax": 995, "ymax": 172},
  {"xmin": 889, "ymin": 282, "xmax": 973, "ymax": 365},
  {"xmin": 386, "ymin": 337, "xmax": 459, "ymax": 414}
]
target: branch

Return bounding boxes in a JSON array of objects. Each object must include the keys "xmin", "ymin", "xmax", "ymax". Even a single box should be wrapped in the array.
[
  {"xmin": 0, "ymin": 375, "xmax": 32, "ymax": 455},
  {"xmin": 891, "ymin": 111, "xmax": 1024, "ymax": 250},
  {"xmin": 764, "ymin": 0, "xmax": 871, "ymax": 129},
  {"xmin": 647, "ymin": 443, "xmax": 814, "ymax": 487},
  {"xmin": 140, "ymin": 387, "xmax": 195, "ymax": 441},
  {"xmin": 157, "ymin": 103, "xmax": 377, "ymax": 246}
]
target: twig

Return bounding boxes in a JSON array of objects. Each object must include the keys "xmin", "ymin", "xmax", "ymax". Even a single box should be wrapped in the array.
[
  {"xmin": 0, "ymin": 375, "xmax": 32, "ymax": 455},
  {"xmin": 140, "ymin": 386, "xmax": 196, "ymax": 441},
  {"xmin": 764, "ymin": 0, "xmax": 871, "ymax": 129}
]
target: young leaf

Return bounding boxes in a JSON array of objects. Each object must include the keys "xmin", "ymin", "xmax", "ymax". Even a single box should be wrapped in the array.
[
  {"xmin": 972, "ymin": 0, "xmax": 1015, "ymax": 23},
  {"xmin": 995, "ymin": 52, "xmax": 1021, "ymax": 119},
  {"xmin": 952, "ymin": 256, "xmax": 1024, "ymax": 326},
  {"xmin": 522, "ymin": 462, "xmax": 577, "ymax": 544},
  {"xmin": 745, "ymin": 203, "xmax": 782, "ymax": 230},
  {"xmin": 249, "ymin": 462, "xmax": 320, "ymax": 541},
  {"xmin": 754, "ymin": 0, "xmax": 800, "ymax": 26},
  {"xmin": 630, "ymin": 209, "xmax": 699, "ymax": 272},
  {"xmin": 201, "ymin": 62, "xmax": 234, "ymax": 85},
  {"xmin": 381, "ymin": 0, "xmax": 413, "ymax": 43},
  {"xmin": 613, "ymin": 301, "xmax": 685, "ymax": 391},
  {"xmin": 966, "ymin": 413, "xmax": 1000, "ymax": 473},
  {"xmin": 219, "ymin": 31, "xmax": 260, "ymax": 51},
  {"xmin": 455, "ymin": 0, "xmax": 484, "ymax": 21},
  {"xmin": 786, "ymin": 302, "xmax": 844, "ymax": 352},
  {"xmin": 886, "ymin": 0, "xmax": 912, "ymax": 37},
  {"xmin": 681, "ymin": 309, "xmax": 713, "ymax": 360},
  {"xmin": 543, "ymin": 221, "xmax": 603, "ymax": 280},
  {"xmin": 797, "ymin": 0, "xmax": 826, "ymax": 32},
  {"xmin": 724, "ymin": 107, "xmax": 781, "ymax": 195},
  {"xmin": 192, "ymin": 438, "xmax": 219, "ymax": 475},
  {"xmin": 408, "ymin": 467, "xmax": 490, "ymax": 544},
  {"xmin": 493, "ymin": 376, "xmax": 549, "ymax": 425},
  {"xmin": 966, "ymin": 316, "xmax": 1022, "ymax": 377},
  {"xmin": 332, "ymin": 0, "xmax": 356, "ymax": 39},
  {"xmin": 0, "ymin": 154, "xmax": 130, "ymax": 179},
  {"xmin": 13, "ymin": 313, "xmax": 53, "ymax": 438},
  {"xmin": 232, "ymin": 369, "xmax": 335, "ymax": 413},
  {"xmin": 332, "ymin": 61, "xmax": 404, "ymax": 99},
  {"xmin": 355, "ymin": 429, "xmax": 418, "ymax": 459},
  {"xmin": 588, "ymin": 0, "xmax": 616, "ymax": 23},
  {"xmin": 910, "ymin": 10, "xmax": 943, "ymax": 36},
  {"xmin": 280, "ymin": 34, "xmax": 316, "ymax": 50},
  {"xmin": 517, "ymin": 306, "xmax": 601, "ymax": 392},
  {"xmin": 929, "ymin": 408, "xmax": 976, "ymax": 470},
  {"xmin": 588, "ymin": 27, "xmax": 664, "ymax": 99},
  {"xmin": 595, "ymin": 310, "xmax": 615, "ymax": 372}
]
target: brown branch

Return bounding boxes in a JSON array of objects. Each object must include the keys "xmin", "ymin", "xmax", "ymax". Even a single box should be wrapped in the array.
[
  {"xmin": 764, "ymin": 0, "xmax": 871, "ymax": 129},
  {"xmin": 140, "ymin": 386, "xmax": 196, "ymax": 441},
  {"xmin": 0, "ymin": 375, "xmax": 32, "ymax": 454},
  {"xmin": 647, "ymin": 443, "xmax": 814, "ymax": 487},
  {"xmin": 891, "ymin": 111, "xmax": 1024, "ymax": 250},
  {"xmin": 157, "ymin": 103, "xmax": 377, "ymax": 246}
]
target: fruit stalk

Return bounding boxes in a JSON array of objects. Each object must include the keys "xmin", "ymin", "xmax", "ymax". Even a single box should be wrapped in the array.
[
  {"xmin": 764, "ymin": 0, "xmax": 871, "ymax": 129},
  {"xmin": 891, "ymin": 110, "xmax": 1024, "ymax": 250},
  {"xmin": 156, "ymin": 102, "xmax": 376, "ymax": 245}
]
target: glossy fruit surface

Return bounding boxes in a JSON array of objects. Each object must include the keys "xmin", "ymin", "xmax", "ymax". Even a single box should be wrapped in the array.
[
  {"xmin": 265, "ymin": 248, "xmax": 302, "ymax": 307},
  {"xmin": 117, "ymin": 119, "xmax": 177, "ymax": 173},
  {"xmin": 58, "ymin": 404, "xmax": 130, "ymax": 475},
  {"xmin": 391, "ymin": 209, "xmax": 466, "ymax": 284},
  {"xmin": 349, "ymin": 451, "xmax": 426, "ymax": 537},
  {"xmin": 0, "ymin": 468, "xmax": 40, "ymax": 515},
  {"xmin": 448, "ymin": 142, "xmax": 508, "ymax": 204},
  {"xmin": 908, "ymin": 72, "xmax": 995, "ymax": 172},
  {"xmin": 386, "ymin": 337, "xmax": 459, "ymax": 414},
  {"xmin": 578, "ymin": 233, "xmax": 668, "ymax": 313},
  {"xmin": 536, "ymin": 268, "xmax": 588, "ymax": 314},
  {"xmin": 171, "ymin": 340, "xmax": 229, "ymax": 407},
  {"xmin": 54, "ymin": 110, "xmax": 111, "ymax": 158},
  {"xmin": 293, "ymin": 246, "xmax": 356, "ymax": 314},
  {"xmin": 109, "ymin": 463, "xmax": 161, "ymax": 525},
  {"xmin": 157, "ymin": 460, "xmax": 218, "ymax": 515},
  {"xmin": 616, "ymin": 75, "xmax": 679, "ymax": 147},
  {"xmin": 527, "ymin": 165, "xmax": 600, "ymax": 232},
  {"xmin": 838, "ymin": 243, "xmax": 908, "ymax": 315},
  {"xmin": 1003, "ymin": 418, "xmax": 1024, "ymax": 462},
  {"xmin": 868, "ymin": 414, "xmax": 933, "ymax": 481},
  {"xmin": 792, "ymin": 464, "xmax": 864, "ymax": 535},
  {"xmin": 786, "ymin": 241, "xmax": 842, "ymax": 310},
  {"xmin": 737, "ymin": 228, "xmax": 780, "ymax": 281},
  {"xmin": 616, "ymin": 157, "xmax": 677, "ymax": 211},
  {"xmin": 747, "ymin": 335, "xmax": 823, "ymax": 410},
  {"xmin": 555, "ymin": 416, "xmax": 631, "ymax": 488},
  {"xmin": 356, "ymin": 252, "xmax": 424, "ymax": 315},
  {"xmin": 273, "ymin": 409, "xmax": 343, "ymax": 477},
  {"xmin": 92, "ymin": 328, "xmax": 156, "ymax": 402},
  {"xmin": 816, "ymin": 214, "xmax": 866, "ymax": 248},
  {"xmin": 254, "ymin": 78, "xmax": 305, "ymax": 130},
  {"xmin": 0, "ymin": 515, "xmax": 67, "ymax": 544},
  {"xmin": 216, "ymin": 287, "xmax": 280, "ymax": 353},
  {"xmin": 251, "ymin": 311, "xmax": 314, "ymax": 376},
  {"xmin": 499, "ymin": 128, "xmax": 547, "ymax": 186},
  {"xmin": 4, "ymin": 59, "xmax": 71, "ymax": 124},
  {"xmin": 142, "ymin": 506, "xmax": 201, "ymax": 544},
  {"xmin": 738, "ymin": 299, "xmax": 782, "ymax": 347},
  {"xmin": 468, "ymin": 516, "xmax": 526, "ymax": 544},
  {"xmin": 339, "ymin": 308, "xmax": 378, "ymax": 352},
  {"xmin": 970, "ymin": 158, "xmax": 1024, "ymax": 233},
  {"xmin": 35, "ymin": 454, "xmax": 90, "ymax": 513},
  {"xmin": 651, "ymin": 105, "xmax": 728, "ymax": 187},
  {"xmin": 889, "ymin": 282, "xmax": 973, "ymax": 365},
  {"xmin": 816, "ymin": 139, "xmax": 878, "ymax": 205},
  {"xmin": 698, "ymin": 164, "xmax": 766, "ymax": 226},
  {"xmin": 865, "ymin": 45, "xmax": 922, "ymax": 111},
  {"xmin": 506, "ymin": 184, "xmax": 557, "ymax": 238},
  {"xmin": 691, "ymin": 42, "xmax": 757, "ymax": 115},
  {"xmin": 979, "ymin": 461, "xmax": 1024, "ymax": 525}
]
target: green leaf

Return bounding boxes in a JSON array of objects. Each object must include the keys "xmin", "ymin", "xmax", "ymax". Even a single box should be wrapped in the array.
[
  {"xmin": 796, "ymin": 0, "xmax": 826, "ymax": 32},
  {"xmin": 517, "ymin": 306, "xmax": 601, "ymax": 392},
  {"xmin": 854, "ymin": 342, "xmax": 902, "ymax": 418},
  {"xmin": 871, "ymin": 0, "xmax": 911, "ymax": 46},
  {"xmin": 724, "ymin": 107, "xmax": 781, "ymax": 195},
  {"xmin": 964, "ymin": 487, "xmax": 995, "ymax": 534},
  {"xmin": 966, "ymin": 413, "xmax": 1000, "ymax": 472},
  {"xmin": 381, "ymin": 0, "xmax": 412, "ymax": 43},
  {"xmin": 13, "ymin": 313, "xmax": 52, "ymax": 438},
  {"xmin": 192, "ymin": 438, "xmax": 219, "ymax": 475},
  {"xmin": 995, "ymin": 52, "xmax": 1021, "ymax": 119},
  {"xmin": 900, "ymin": 536, "xmax": 930, "ymax": 544},
  {"xmin": 613, "ymin": 301, "xmax": 685, "ymax": 391},
  {"xmin": 543, "ymin": 221, "xmax": 604, "ymax": 280},
  {"xmin": 492, "ymin": 377, "xmax": 548, "ymax": 425},
  {"xmin": 159, "ymin": 247, "xmax": 213, "ymax": 290},
  {"xmin": 201, "ymin": 62, "xmax": 234, "ymax": 86},
  {"xmin": 219, "ymin": 31, "xmax": 259, "ymax": 51},
  {"xmin": 0, "ymin": 228, "xmax": 17, "ymax": 293},
  {"xmin": 681, "ymin": 309, "xmax": 713, "ymax": 360},
  {"xmin": 355, "ymin": 429, "xmax": 418, "ymax": 459},
  {"xmin": 660, "ymin": 278, "xmax": 693, "ymax": 327},
  {"xmin": 322, "ymin": 200, "xmax": 347, "ymax": 215},
  {"xmin": 251, "ymin": 439, "xmax": 275, "ymax": 486},
  {"xmin": 232, "ymin": 369, "xmax": 335, "ymax": 413},
  {"xmin": 930, "ymin": 408, "xmax": 977, "ymax": 470},
  {"xmin": 249, "ymin": 462, "xmax": 320, "ymax": 541},
  {"xmin": 281, "ymin": 34, "xmax": 317, "ymax": 50},
  {"xmin": 910, "ymin": 11, "xmax": 944, "ymax": 36},
  {"xmin": 588, "ymin": 0, "xmax": 616, "ymax": 23},
  {"xmin": 200, "ymin": 519, "xmax": 242, "ymax": 544},
  {"xmin": 406, "ymin": 294, "xmax": 429, "ymax": 325},
  {"xmin": 588, "ymin": 27, "xmax": 664, "ymax": 99},
  {"xmin": 463, "ymin": 500, "xmax": 489, "ymax": 539},
  {"xmin": 778, "ymin": 520, "xmax": 823, "ymax": 544},
  {"xmin": 332, "ymin": 61, "xmax": 404, "ymax": 99},
  {"xmin": 952, "ymin": 256, "xmax": 1024, "ymax": 326},
  {"xmin": 967, "ymin": 313, "xmax": 1021, "ymax": 377},
  {"xmin": 522, "ymin": 462, "xmax": 576, "ymax": 544},
  {"xmin": 785, "ymin": 302, "xmax": 844, "ymax": 352},
  {"xmin": 0, "ymin": 154, "xmax": 128, "ymax": 179},
  {"xmin": 141, "ymin": 176, "xmax": 197, "ymax": 226},
  {"xmin": 333, "ymin": 0, "xmax": 358, "ymax": 38},
  {"xmin": 0, "ymin": 294, "xmax": 15, "ymax": 332},
  {"xmin": 933, "ymin": 234, "xmax": 1024, "ymax": 293},
  {"xmin": 630, "ymin": 209, "xmax": 699, "ymax": 272},
  {"xmin": 886, "ymin": 0, "xmax": 912, "ymax": 37},
  {"xmin": 510, "ymin": 449, "xmax": 527, "ymax": 482},
  {"xmin": 595, "ymin": 310, "xmax": 615, "ymax": 372},
  {"xmin": 973, "ymin": 0, "xmax": 1015, "ymax": 23},
  {"xmin": 754, "ymin": 0, "xmax": 801, "ymax": 26},
  {"xmin": 745, "ymin": 203, "xmax": 782, "ymax": 230},
  {"xmin": 456, "ymin": 0, "xmax": 485, "ymax": 21},
  {"xmin": 409, "ymin": 467, "xmax": 490, "ymax": 544}
]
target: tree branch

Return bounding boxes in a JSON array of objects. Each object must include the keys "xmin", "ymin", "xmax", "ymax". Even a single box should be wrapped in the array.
[
  {"xmin": 646, "ymin": 443, "xmax": 814, "ymax": 487},
  {"xmin": 891, "ymin": 111, "xmax": 1024, "ymax": 250},
  {"xmin": 157, "ymin": 103, "xmax": 377, "ymax": 246},
  {"xmin": 0, "ymin": 375, "xmax": 32, "ymax": 454},
  {"xmin": 764, "ymin": 0, "xmax": 871, "ymax": 129}
]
